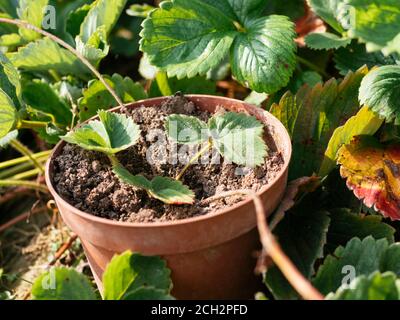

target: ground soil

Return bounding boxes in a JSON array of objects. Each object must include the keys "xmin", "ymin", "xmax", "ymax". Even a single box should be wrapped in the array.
[{"xmin": 53, "ymin": 95, "xmax": 284, "ymax": 222}]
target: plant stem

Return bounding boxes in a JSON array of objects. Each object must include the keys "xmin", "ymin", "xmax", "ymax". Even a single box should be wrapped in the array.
[
  {"xmin": 9, "ymin": 139, "xmax": 44, "ymax": 174},
  {"xmin": 0, "ymin": 150, "xmax": 51, "ymax": 170},
  {"xmin": 155, "ymin": 72, "xmax": 172, "ymax": 96},
  {"xmin": 296, "ymin": 55, "xmax": 330, "ymax": 79},
  {"xmin": 176, "ymin": 140, "xmax": 212, "ymax": 180},
  {"xmin": 0, "ymin": 17, "xmax": 124, "ymax": 109},
  {"xmin": 0, "ymin": 162, "xmax": 36, "ymax": 179},
  {"xmin": 18, "ymin": 119, "xmax": 48, "ymax": 129},
  {"xmin": 0, "ymin": 180, "xmax": 48, "ymax": 193},
  {"xmin": 11, "ymin": 168, "xmax": 43, "ymax": 180},
  {"xmin": 202, "ymin": 190, "xmax": 324, "ymax": 300}
]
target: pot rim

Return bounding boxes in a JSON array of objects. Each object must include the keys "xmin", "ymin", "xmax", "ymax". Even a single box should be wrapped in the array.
[{"xmin": 45, "ymin": 94, "xmax": 292, "ymax": 228}]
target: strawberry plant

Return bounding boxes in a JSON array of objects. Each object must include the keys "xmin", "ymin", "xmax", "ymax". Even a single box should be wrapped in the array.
[{"xmin": 1, "ymin": 0, "xmax": 400, "ymax": 302}]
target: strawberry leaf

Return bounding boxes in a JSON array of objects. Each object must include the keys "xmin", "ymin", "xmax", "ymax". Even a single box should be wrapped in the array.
[
  {"xmin": 0, "ymin": 52, "xmax": 21, "ymax": 109},
  {"xmin": 102, "ymin": 251, "xmax": 172, "ymax": 300},
  {"xmin": 231, "ymin": 15, "xmax": 296, "ymax": 93},
  {"xmin": 308, "ymin": 0, "xmax": 344, "ymax": 33},
  {"xmin": 17, "ymin": 0, "xmax": 48, "ymax": 41},
  {"xmin": 0, "ymin": 88, "xmax": 17, "ymax": 139},
  {"xmin": 359, "ymin": 65, "xmax": 400, "ymax": 124},
  {"xmin": 113, "ymin": 165, "xmax": 195, "ymax": 205},
  {"xmin": 305, "ymin": 32, "xmax": 351, "ymax": 50},
  {"xmin": 327, "ymin": 271, "xmax": 400, "ymax": 300},
  {"xmin": 165, "ymin": 114, "xmax": 208, "ymax": 144},
  {"xmin": 208, "ymin": 112, "xmax": 267, "ymax": 167},
  {"xmin": 62, "ymin": 110, "xmax": 140, "ymax": 154},
  {"xmin": 32, "ymin": 267, "xmax": 97, "ymax": 300},
  {"xmin": 314, "ymin": 236, "xmax": 400, "ymax": 295},
  {"xmin": 337, "ymin": 135, "xmax": 400, "ymax": 220},
  {"xmin": 79, "ymin": 74, "xmax": 147, "ymax": 122},
  {"xmin": 123, "ymin": 287, "xmax": 174, "ymax": 300},
  {"xmin": 140, "ymin": 0, "xmax": 296, "ymax": 93}
]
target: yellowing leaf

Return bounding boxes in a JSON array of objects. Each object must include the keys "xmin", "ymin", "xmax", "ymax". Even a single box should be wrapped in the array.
[{"xmin": 337, "ymin": 136, "xmax": 400, "ymax": 220}]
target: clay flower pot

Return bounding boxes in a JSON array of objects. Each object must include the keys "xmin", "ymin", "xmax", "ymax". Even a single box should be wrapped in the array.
[{"xmin": 45, "ymin": 95, "xmax": 292, "ymax": 299}]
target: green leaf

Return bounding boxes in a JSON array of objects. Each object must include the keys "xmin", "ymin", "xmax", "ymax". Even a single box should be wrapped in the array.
[
  {"xmin": 140, "ymin": 0, "xmax": 236, "ymax": 80},
  {"xmin": 0, "ymin": 33, "xmax": 24, "ymax": 47},
  {"xmin": 313, "ymin": 236, "xmax": 400, "ymax": 295},
  {"xmin": 123, "ymin": 287, "xmax": 174, "ymax": 300},
  {"xmin": 9, "ymin": 38, "xmax": 88, "ymax": 77},
  {"xmin": 334, "ymin": 42, "xmax": 399, "ymax": 76},
  {"xmin": 326, "ymin": 208, "xmax": 395, "ymax": 252},
  {"xmin": 17, "ymin": 0, "xmax": 49, "ymax": 41},
  {"xmin": 305, "ymin": 32, "xmax": 351, "ymax": 50},
  {"xmin": 79, "ymin": 0, "xmax": 127, "ymax": 43},
  {"xmin": 341, "ymin": 0, "xmax": 400, "ymax": 55},
  {"xmin": 230, "ymin": 15, "xmax": 296, "ymax": 93},
  {"xmin": 79, "ymin": 74, "xmax": 147, "ymax": 122},
  {"xmin": 126, "ymin": 4, "xmax": 155, "ymax": 18},
  {"xmin": 165, "ymin": 114, "xmax": 208, "ymax": 144},
  {"xmin": 209, "ymin": 112, "xmax": 267, "ymax": 167},
  {"xmin": 270, "ymin": 66, "xmax": 368, "ymax": 180},
  {"xmin": 113, "ymin": 165, "xmax": 195, "ymax": 205},
  {"xmin": 62, "ymin": 110, "xmax": 140, "ymax": 154},
  {"xmin": 264, "ymin": 207, "xmax": 330, "ymax": 299},
  {"xmin": 0, "ymin": 129, "xmax": 17, "ymax": 148},
  {"xmin": 32, "ymin": 267, "xmax": 97, "ymax": 300},
  {"xmin": 65, "ymin": 3, "xmax": 93, "ymax": 39},
  {"xmin": 102, "ymin": 251, "xmax": 172, "ymax": 300},
  {"xmin": 319, "ymin": 106, "xmax": 383, "ymax": 177},
  {"xmin": 0, "ymin": 52, "xmax": 21, "ymax": 109},
  {"xmin": 359, "ymin": 65, "xmax": 400, "ymax": 124},
  {"xmin": 22, "ymin": 80, "xmax": 72, "ymax": 126},
  {"xmin": 0, "ymin": 88, "xmax": 17, "ymax": 139},
  {"xmin": 327, "ymin": 272, "xmax": 400, "ymax": 300},
  {"xmin": 308, "ymin": 0, "xmax": 344, "ymax": 33}
]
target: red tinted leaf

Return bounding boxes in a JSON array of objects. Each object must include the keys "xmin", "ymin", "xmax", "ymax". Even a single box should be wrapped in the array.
[{"xmin": 338, "ymin": 136, "xmax": 400, "ymax": 220}]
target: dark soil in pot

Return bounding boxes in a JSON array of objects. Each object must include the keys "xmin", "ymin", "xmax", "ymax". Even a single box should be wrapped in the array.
[{"xmin": 52, "ymin": 95, "xmax": 284, "ymax": 222}]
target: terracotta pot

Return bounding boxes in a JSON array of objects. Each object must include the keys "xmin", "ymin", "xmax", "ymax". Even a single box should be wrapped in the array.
[{"xmin": 45, "ymin": 95, "xmax": 292, "ymax": 299}]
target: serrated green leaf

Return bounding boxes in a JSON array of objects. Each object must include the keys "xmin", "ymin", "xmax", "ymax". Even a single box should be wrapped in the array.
[
  {"xmin": 22, "ymin": 80, "xmax": 72, "ymax": 126},
  {"xmin": 359, "ymin": 65, "xmax": 400, "ymax": 124},
  {"xmin": 341, "ymin": 0, "xmax": 400, "ymax": 55},
  {"xmin": 165, "ymin": 114, "xmax": 208, "ymax": 144},
  {"xmin": 32, "ymin": 267, "xmax": 97, "ymax": 300},
  {"xmin": 65, "ymin": 3, "xmax": 93, "ymax": 39},
  {"xmin": 270, "ymin": 66, "xmax": 368, "ymax": 180},
  {"xmin": 307, "ymin": 0, "xmax": 344, "ymax": 33},
  {"xmin": 79, "ymin": 0, "xmax": 127, "ymax": 43},
  {"xmin": 79, "ymin": 74, "xmax": 147, "ymax": 122},
  {"xmin": 264, "ymin": 207, "xmax": 330, "ymax": 300},
  {"xmin": 0, "ymin": 88, "xmax": 17, "ymax": 139},
  {"xmin": 0, "ymin": 52, "xmax": 21, "ymax": 109},
  {"xmin": 313, "ymin": 236, "xmax": 400, "ymax": 295},
  {"xmin": 123, "ymin": 287, "xmax": 174, "ymax": 300},
  {"xmin": 9, "ymin": 38, "xmax": 88, "ymax": 77},
  {"xmin": 103, "ymin": 251, "xmax": 172, "ymax": 300},
  {"xmin": 305, "ymin": 32, "xmax": 351, "ymax": 50},
  {"xmin": 17, "ymin": 0, "xmax": 49, "ymax": 41},
  {"xmin": 319, "ymin": 106, "xmax": 383, "ymax": 177},
  {"xmin": 326, "ymin": 208, "xmax": 395, "ymax": 252},
  {"xmin": 231, "ymin": 15, "xmax": 296, "ymax": 93},
  {"xmin": 0, "ymin": 33, "xmax": 23, "ymax": 47},
  {"xmin": 208, "ymin": 112, "xmax": 267, "ymax": 167},
  {"xmin": 75, "ymin": 31, "xmax": 109, "ymax": 66},
  {"xmin": 140, "ymin": 0, "xmax": 236, "ymax": 80},
  {"xmin": 327, "ymin": 271, "xmax": 400, "ymax": 300},
  {"xmin": 334, "ymin": 42, "xmax": 399, "ymax": 76},
  {"xmin": 62, "ymin": 110, "xmax": 140, "ymax": 154},
  {"xmin": 113, "ymin": 165, "xmax": 195, "ymax": 205}
]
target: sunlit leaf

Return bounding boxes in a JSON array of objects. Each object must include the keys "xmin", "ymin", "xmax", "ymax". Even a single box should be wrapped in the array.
[
  {"xmin": 0, "ymin": 88, "xmax": 17, "ymax": 139},
  {"xmin": 113, "ymin": 165, "xmax": 195, "ymax": 205},
  {"xmin": 103, "ymin": 251, "xmax": 172, "ymax": 300},
  {"xmin": 17, "ymin": 0, "xmax": 49, "ymax": 41},
  {"xmin": 305, "ymin": 32, "xmax": 351, "ymax": 50},
  {"xmin": 62, "ymin": 110, "xmax": 140, "ymax": 154},
  {"xmin": 338, "ymin": 135, "xmax": 400, "ymax": 220},
  {"xmin": 359, "ymin": 65, "xmax": 400, "ymax": 124},
  {"xmin": 32, "ymin": 267, "xmax": 97, "ymax": 300},
  {"xmin": 165, "ymin": 114, "xmax": 208, "ymax": 144}
]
